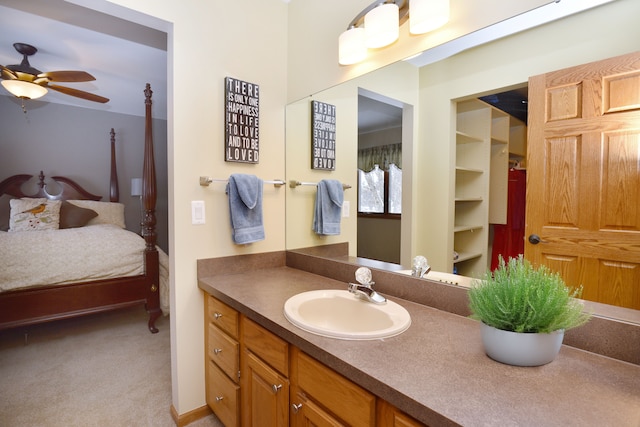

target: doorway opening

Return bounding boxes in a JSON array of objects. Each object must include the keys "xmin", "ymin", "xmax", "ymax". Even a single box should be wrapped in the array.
[
  {"xmin": 356, "ymin": 92, "xmax": 405, "ymax": 264},
  {"xmin": 454, "ymin": 85, "xmax": 528, "ymax": 276}
]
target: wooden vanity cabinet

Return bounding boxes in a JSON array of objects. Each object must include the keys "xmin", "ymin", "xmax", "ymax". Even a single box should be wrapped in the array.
[
  {"xmin": 377, "ymin": 400, "xmax": 427, "ymax": 427},
  {"xmin": 205, "ymin": 294, "xmax": 425, "ymax": 426},
  {"xmin": 241, "ymin": 316, "xmax": 290, "ymax": 427},
  {"xmin": 290, "ymin": 347, "xmax": 376, "ymax": 427},
  {"xmin": 205, "ymin": 295, "xmax": 240, "ymax": 426}
]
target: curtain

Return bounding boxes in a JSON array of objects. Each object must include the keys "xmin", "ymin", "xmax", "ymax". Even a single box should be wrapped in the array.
[{"xmin": 358, "ymin": 143, "xmax": 401, "ymax": 171}]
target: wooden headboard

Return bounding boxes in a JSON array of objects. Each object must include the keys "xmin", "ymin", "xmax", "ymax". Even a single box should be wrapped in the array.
[
  {"xmin": 0, "ymin": 128, "xmax": 121, "ymax": 232},
  {"xmin": 0, "ymin": 172, "xmax": 103, "ymax": 201}
]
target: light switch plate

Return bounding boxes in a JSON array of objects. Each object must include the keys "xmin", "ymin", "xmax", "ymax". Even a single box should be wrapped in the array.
[
  {"xmin": 191, "ymin": 200, "xmax": 205, "ymax": 224},
  {"xmin": 342, "ymin": 201, "xmax": 350, "ymax": 218}
]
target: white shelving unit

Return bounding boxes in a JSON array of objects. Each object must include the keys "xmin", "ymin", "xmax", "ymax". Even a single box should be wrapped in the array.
[{"xmin": 453, "ymin": 99, "xmax": 512, "ymax": 277}]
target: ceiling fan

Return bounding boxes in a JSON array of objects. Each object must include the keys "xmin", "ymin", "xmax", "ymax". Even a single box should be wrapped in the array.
[{"xmin": 0, "ymin": 42, "xmax": 109, "ymax": 104}]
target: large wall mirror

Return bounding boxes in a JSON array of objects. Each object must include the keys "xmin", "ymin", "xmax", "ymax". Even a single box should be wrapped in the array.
[{"xmin": 285, "ymin": 0, "xmax": 640, "ymax": 321}]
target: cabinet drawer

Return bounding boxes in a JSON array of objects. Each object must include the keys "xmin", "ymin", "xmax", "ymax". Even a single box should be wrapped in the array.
[
  {"xmin": 295, "ymin": 350, "xmax": 375, "ymax": 427},
  {"xmin": 241, "ymin": 316, "xmax": 288, "ymax": 376},
  {"xmin": 208, "ymin": 324, "xmax": 239, "ymax": 382},
  {"xmin": 207, "ymin": 295, "xmax": 239, "ymax": 339},
  {"xmin": 206, "ymin": 360, "xmax": 240, "ymax": 427}
]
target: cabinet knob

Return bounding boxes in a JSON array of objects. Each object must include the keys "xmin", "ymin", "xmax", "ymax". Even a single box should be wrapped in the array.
[
  {"xmin": 213, "ymin": 348, "xmax": 222, "ymax": 355},
  {"xmin": 215, "ymin": 396, "xmax": 224, "ymax": 402},
  {"xmin": 214, "ymin": 312, "xmax": 223, "ymax": 319},
  {"xmin": 291, "ymin": 403, "xmax": 302, "ymax": 414},
  {"xmin": 272, "ymin": 384, "xmax": 283, "ymax": 393}
]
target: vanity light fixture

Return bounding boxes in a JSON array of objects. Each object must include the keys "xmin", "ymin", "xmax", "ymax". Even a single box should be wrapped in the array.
[
  {"xmin": 365, "ymin": 2, "xmax": 400, "ymax": 49},
  {"xmin": 338, "ymin": 0, "xmax": 450, "ymax": 65},
  {"xmin": 1, "ymin": 79, "xmax": 48, "ymax": 99}
]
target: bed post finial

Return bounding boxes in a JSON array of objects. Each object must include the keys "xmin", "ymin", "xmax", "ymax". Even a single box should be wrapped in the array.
[{"xmin": 38, "ymin": 171, "xmax": 45, "ymax": 189}]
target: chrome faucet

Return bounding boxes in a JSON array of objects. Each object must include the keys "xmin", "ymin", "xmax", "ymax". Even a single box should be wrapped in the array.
[
  {"xmin": 348, "ymin": 267, "xmax": 387, "ymax": 304},
  {"xmin": 348, "ymin": 282, "xmax": 387, "ymax": 304}
]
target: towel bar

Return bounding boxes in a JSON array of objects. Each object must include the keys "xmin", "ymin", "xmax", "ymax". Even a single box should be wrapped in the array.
[
  {"xmin": 289, "ymin": 180, "xmax": 351, "ymax": 190},
  {"xmin": 199, "ymin": 176, "xmax": 285, "ymax": 187}
]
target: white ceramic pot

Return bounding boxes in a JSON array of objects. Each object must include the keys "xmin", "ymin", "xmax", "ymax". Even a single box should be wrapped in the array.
[{"xmin": 480, "ymin": 323, "xmax": 564, "ymax": 366}]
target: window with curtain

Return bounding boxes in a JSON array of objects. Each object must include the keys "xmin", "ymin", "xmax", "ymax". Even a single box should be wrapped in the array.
[{"xmin": 357, "ymin": 142, "xmax": 402, "ymax": 215}]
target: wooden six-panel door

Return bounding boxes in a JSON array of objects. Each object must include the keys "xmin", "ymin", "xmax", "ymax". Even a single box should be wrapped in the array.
[{"xmin": 526, "ymin": 51, "xmax": 640, "ymax": 309}]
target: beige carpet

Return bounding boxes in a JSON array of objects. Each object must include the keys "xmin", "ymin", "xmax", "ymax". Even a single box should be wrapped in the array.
[{"xmin": 0, "ymin": 307, "xmax": 222, "ymax": 427}]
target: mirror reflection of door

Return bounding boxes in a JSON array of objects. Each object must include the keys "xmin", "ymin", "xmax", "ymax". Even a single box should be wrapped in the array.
[
  {"xmin": 526, "ymin": 51, "xmax": 640, "ymax": 311},
  {"xmin": 357, "ymin": 93, "xmax": 403, "ymax": 264}
]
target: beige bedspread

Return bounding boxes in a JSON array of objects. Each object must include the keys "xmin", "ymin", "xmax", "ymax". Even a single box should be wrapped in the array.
[{"xmin": 0, "ymin": 224, "xmax": 169, "ymax": 314}]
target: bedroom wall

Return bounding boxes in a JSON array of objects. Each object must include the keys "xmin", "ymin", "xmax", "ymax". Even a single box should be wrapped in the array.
[{"xmin": 0, "ymin": 96, "xmax": 169, "ymax": 253}]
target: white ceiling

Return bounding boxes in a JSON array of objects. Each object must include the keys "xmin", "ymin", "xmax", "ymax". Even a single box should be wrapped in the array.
[{"xmin": 0, "ymin": 0, "xmax": 167, "ymax": 119}]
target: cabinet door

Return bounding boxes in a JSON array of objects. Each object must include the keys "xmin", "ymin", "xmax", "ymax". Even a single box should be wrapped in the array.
[
  {"xmin": 291, "ymin": 390, "xmax": 345, "ymax": 427},
  {"xmin": 242, "ymin": 350, "xmax": 289, "ymax": 427},
  {"xmin": 377, "ymin": 399, "xmax": 426, "ymax": 427}
]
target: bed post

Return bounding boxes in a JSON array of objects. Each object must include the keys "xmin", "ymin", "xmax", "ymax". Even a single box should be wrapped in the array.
[
  {"xmin": 109, "ymin": 128, "xmax": 119, "ymax": 202},
  {"xmin": 142, "ymin": 83, "xmax": 161, "ymax": 333}
]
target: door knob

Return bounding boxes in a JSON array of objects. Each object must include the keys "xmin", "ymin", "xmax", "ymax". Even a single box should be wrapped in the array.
[
  {"xmin": 292, "ymin": 403, "xmax": 303, "ymax": 414},
  {"xmin": 528, "ymin": 234, "xmax": 548, "ymax": 244}
]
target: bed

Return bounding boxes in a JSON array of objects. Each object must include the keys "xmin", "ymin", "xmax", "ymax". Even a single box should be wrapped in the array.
[{"xmin": 0, "ymin": 84, "xmax": 167, "ymax": 333}]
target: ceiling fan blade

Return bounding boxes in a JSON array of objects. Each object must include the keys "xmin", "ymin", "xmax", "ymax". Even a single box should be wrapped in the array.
[
  {"xmin": 48, "ymin": 84, "xmax": 109, "ymax": 103},
  {"xmin": 1, "ymin": 64, "xmax": 18, "ymax": 80},
  {"xmin": 37, "ymin": 70, "xmax": 96, "ymax": 82}
]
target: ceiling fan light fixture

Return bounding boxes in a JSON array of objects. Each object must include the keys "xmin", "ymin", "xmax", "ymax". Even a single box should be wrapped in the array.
[
  {"xmin": 364, "ymin": 3, "xmax": 400, "ymax": 49},
  {"xmin": 409, "ymin": 0, "xmax": 450, "ymax": 34},
  {"xmin": 1, "ymin": 79, "xmax": 48, "ymax": 100}
]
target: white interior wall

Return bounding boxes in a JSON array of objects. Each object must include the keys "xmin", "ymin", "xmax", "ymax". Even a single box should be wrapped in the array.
[{"xmin": 102, "ymin": 0, "xmax": 289, "ymax": 415}]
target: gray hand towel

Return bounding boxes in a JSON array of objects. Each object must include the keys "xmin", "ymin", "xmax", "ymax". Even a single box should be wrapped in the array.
[
  {"xmin": 313, "ymin": 179, "xmax": 343, "ymax": 235},
  {"xmin": 226, "ymin": 174, "xmax": 265, "ymax": 244}
]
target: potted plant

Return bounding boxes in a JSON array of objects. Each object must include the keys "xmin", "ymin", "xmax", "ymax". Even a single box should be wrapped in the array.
[{"xmin": 468, "ymin": 255, "xmax": 591, "ymax": 366}]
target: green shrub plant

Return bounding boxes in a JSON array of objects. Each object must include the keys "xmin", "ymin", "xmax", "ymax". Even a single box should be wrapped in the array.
[{"xmin": 468, "ymin": 255, "xmax": 591, "ymax": 333}]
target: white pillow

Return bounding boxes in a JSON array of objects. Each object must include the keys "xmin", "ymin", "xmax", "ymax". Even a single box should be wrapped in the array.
[
  {"xmin": 9, "ymin": 198, "xmax": 61, "ymax": 232},
  {"xmin": 67, "ymin": 200, "xmax": 126, "ymax": 229}
]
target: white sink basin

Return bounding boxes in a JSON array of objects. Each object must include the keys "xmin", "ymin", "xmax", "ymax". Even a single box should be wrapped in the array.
[{"xmin": 283, "ymin": 289, "xmax": 411, "ymax": 340}]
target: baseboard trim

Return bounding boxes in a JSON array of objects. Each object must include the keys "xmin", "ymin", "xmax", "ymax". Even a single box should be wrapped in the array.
[{"xmin": 170, "ymin": 404, "xmax": 212, "ymax": 427}]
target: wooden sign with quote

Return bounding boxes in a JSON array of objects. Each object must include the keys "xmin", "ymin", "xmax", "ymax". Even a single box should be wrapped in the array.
[
  {"xmin": 311, "ymin": 100, "xmax": 336, "ymax": 170},
  {"xmin": 225, "ymin": 77, "xmax": 259, "ymax": 163}
]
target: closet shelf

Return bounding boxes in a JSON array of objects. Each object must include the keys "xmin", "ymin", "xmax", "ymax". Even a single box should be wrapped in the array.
[
  {"xmin": 456, "ymin": 166, "xmax": 484, "ymax": 174},
  {"xmin": 453, "ymin": 251, "xmax": 483, "ymax": 264},
  {"xmin": 456, "ymin": 131, "xmax": 483, "ymax": 145},
  {"xmin": 455, "ymin": 196, "xmax": 483, "ymax": 202},
  {"xmin": 453, "ymin": 224, "xmax": 483, "ymax": 233}
]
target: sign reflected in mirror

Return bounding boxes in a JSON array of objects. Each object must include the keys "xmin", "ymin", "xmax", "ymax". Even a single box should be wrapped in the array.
[{"xmin": 311, "ymin": 100, "xmax": 336, "ymax": 170}]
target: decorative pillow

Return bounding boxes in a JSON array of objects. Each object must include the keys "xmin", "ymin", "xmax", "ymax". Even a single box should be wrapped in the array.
[
  {"xmin": 59, "ymin": 200, "xmax": 99, "ymax": 229},
  {"xmin": 66, "ymin": 200, "xmax": 126, "ymax": 228},
  {"xmin": 9, "ymin": 198, "xmax": 61, "ymax": 232}
]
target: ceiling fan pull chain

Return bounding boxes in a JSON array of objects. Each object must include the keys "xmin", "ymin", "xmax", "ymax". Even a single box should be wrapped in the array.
[{"xmin": 20, "ymin": 98, "xmax": 29, "ymax": 119}]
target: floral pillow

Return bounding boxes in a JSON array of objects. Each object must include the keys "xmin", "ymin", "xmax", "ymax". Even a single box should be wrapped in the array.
[{"xmin": 9, "ymin": 198, "xmax": 61, "ymax": 232}]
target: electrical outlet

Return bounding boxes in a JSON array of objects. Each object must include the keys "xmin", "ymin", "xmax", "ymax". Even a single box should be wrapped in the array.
[
  {"xmin": 342, "ymin": 201, "xmax": 350, "ymax": 218},
  {"xmin": 191, "ymin": 200, "xmax": 205, "ymax": 224}
]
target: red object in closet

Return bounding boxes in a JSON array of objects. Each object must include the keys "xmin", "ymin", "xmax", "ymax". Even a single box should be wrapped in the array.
[{"xmin": 491, "ymin": 168, "xmax": 526, "ymax": 271}]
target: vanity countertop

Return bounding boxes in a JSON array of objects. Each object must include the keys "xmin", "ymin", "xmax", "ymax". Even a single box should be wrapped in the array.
[{"xmin": 198, "ymin": 266, "xmax": 640, "ymax": 427}]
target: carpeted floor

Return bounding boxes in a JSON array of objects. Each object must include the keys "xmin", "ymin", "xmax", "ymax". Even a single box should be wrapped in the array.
[{"xmin": 0, "ymin": 307, "xmax": 222, "ymax": 427}]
